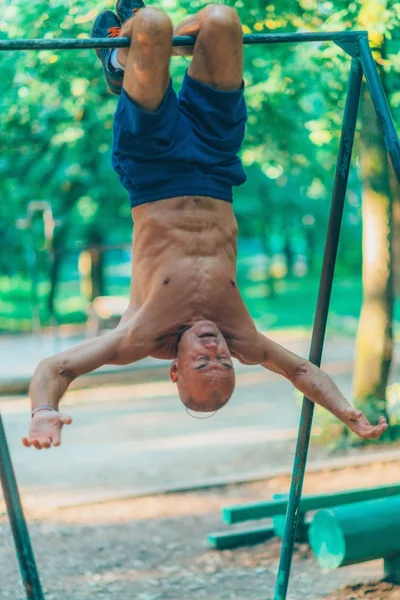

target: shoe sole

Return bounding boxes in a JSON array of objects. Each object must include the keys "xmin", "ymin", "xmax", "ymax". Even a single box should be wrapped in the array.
[{"xmin": 91, "ymin": 12, "xmax": 123, "ymax": 95}]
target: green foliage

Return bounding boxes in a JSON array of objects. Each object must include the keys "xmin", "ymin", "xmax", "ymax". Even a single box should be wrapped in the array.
[{"xmin": 0, "ymin": 0, "xmax": 399, "ymax": 328}]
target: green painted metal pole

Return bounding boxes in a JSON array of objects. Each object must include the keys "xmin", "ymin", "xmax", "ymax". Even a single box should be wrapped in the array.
[
  {"xmin": 273, "ymin": 57, "xmax": 363, "ymax": 600},
  {"xmin": 358, "ymin": 35, "xmax": 400, "ymax": 186},
  {"xmin": 0, "ymin": 30, "xmax": 366, "ymax": 51},
  {"xmin": 0, "ymin": 414, "xmax": 45, "ymax": 600}
]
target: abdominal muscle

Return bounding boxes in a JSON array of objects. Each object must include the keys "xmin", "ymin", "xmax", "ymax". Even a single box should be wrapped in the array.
[
  {"xmin": 120, "ymin": 196, "xmax": 256, "ymax": 360},
  {"xmin": 130, "ymin": 196, "xmax": 239, "ymax": 314}
]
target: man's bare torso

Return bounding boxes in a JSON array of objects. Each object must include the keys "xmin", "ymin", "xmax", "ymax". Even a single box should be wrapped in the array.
[{"xmin": 127, "ymin": 196, "xmax": 256, "ymax": 359}]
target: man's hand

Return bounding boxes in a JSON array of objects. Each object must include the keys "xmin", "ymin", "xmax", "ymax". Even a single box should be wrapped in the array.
[
  {"xmin": 22, "ymin": 410, "xmax": 72, "ymax": 450},
  {"xmin": 341, "ymin": 408, "xmax": 388, "ymax": 440}
]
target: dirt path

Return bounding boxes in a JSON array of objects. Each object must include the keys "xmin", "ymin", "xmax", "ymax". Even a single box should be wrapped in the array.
[{"xmin": 1, "ymin": 461, "xmax": 399, "ymax": 600}]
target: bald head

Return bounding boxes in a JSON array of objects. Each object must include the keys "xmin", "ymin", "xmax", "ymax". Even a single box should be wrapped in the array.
[{"xmin": 170, "ymin": 320, "xmax": 235, "ymax": 413}]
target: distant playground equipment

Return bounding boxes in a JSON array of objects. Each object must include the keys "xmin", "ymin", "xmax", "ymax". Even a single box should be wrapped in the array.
[
  {"xmin": 15, "ymin": 207, "xmax": 132, "ymax": 336},
  {"xmin": 16, "ymin": 201, "xmax": 61, "ymax": 333},
  {"xmin": 208, "ymin": 483, "xmax": 400, "ymax": 583},
  {"xmin": 86, "ymin": 295, "xmax": 129, "ymax": 334},
  {"xmin": 78, "ymin": 244, "xmax": 131, "ymax": 333}
]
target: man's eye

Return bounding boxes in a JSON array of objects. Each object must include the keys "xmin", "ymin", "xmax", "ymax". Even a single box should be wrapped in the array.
[
  {"xmin": 217, "ymin": 354, "xmax": 230, "ymax": 365},
  {"xmin": 194, "ymin": 356, "xmax": 209, "ymax": 370},
  {"xmin": 218, "ymin": 355, "xmax": 232, "ymax": 366}
]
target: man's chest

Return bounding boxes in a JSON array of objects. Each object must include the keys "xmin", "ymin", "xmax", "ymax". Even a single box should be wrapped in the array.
[
  {"xmin": 132, "ymin": 251, "xmax": 237, "ymax": 309},
  {"xmin": 138, "ymin": 276, "xmax": 253, "ymax": 360}
]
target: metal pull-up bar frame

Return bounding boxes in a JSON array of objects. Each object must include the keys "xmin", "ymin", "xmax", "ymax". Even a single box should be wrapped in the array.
[
  {"xmin": 0, "ymin": 29, "xmax": 372, "ymax": 50},
  {"xmin": 0, "ymin": 29, "xmax": 399, "ymax": 600}
]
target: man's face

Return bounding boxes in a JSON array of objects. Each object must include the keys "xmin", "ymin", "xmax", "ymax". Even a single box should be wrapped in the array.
[{"xmin": 170, "ymin": 320, "xmax": 235, "ymax": 412}]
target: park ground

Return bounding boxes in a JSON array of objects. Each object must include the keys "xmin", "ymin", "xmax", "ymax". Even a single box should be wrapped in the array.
[
  {"xmin": 1, "ymin": 331, "xmax": 400, "ymax": 599},
  {"xmin": 1, "ymin": 462, "xmax": 400, "ymax": 600}
]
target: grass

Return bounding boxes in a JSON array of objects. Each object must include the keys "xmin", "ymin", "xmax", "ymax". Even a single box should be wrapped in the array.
[{"xmin": 1, "ymin": 268, "xmax": 399, "ymax": 335}]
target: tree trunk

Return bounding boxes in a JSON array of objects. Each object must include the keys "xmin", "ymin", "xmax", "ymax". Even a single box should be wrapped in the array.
[
  {"xmin": 391, "ymin": 162, "xmax": 400, "ymax": 294},
  {"xmin": 86, "ymin": 228, "xmax": 106, "ymax": 301},
  {"xmin": 47, "ymin": 247, "xmax": 62, "ymax": 323},
  {"xmin": 352, "ymin": 82, "xmax": 394, "ymax": 422},
  {"xmin": 89, "ymin": 247, "xmax": 105, "ymax": 300},
  {"xmin": 47, "ymin": 223, "xmax": 68, "ymax": 323}
]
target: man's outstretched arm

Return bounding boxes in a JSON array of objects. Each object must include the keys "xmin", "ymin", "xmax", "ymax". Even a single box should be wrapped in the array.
[
  {"xmin": 235, "ymin": 331, "xmax": 388, "ymax": 440},
  {"xmin": 23, "ymin": 322, "xmax": 152, "ymax": 449},
  {"xmin": 29, "ymin": 325, "xmax": 140, "ymax": 409}
]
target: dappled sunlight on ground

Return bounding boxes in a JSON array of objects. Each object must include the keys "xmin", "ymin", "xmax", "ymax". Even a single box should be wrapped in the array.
[{"xmin": 1, "ymin": 465, "xmax": 399, "ymax": 599}]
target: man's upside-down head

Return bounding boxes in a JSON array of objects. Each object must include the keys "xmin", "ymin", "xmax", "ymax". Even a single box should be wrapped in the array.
[{"xmin": 169, "ymin": 320, "xmax": 235, "ymax": 414}]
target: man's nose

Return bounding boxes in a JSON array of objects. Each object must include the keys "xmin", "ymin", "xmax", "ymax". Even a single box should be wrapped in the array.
[{"xmin": 205, "ymin": 341, "xmax": 218, "ymax": 352}]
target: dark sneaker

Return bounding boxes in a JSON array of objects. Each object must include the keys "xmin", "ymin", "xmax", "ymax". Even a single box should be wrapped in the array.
[
  {"xmin": 116, "ymin": 0, "xmax": 145, "ymax": 25},
  {"xmin": 91, "ymin": 10, "xmax": 124, "ymax": 96}
]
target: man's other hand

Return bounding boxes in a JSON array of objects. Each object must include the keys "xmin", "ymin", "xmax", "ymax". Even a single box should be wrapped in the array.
[
  {"xmin": 342, "ymin": 408, "xmax": 388, "ymax": 440},
  {"xmin": 22, "ymin": 410, "xmax": 72, "ymax": 450}
]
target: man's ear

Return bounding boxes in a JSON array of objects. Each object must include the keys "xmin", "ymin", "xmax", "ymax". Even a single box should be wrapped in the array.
[{"xmin": 170, "ymin": 361, "xmax": 178, "ymax": 383}]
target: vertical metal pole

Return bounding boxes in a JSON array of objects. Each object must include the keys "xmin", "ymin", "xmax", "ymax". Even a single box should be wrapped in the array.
[
  {"xmin": 358, "ymin": 35, "xmax": 400, "ymax": 185},
  {"xmin": 273, "ymin": 57, "xmax": 363, "ymax": 600},
  {"xmin": 0, "ymin": 415, "xmax": 45, "ymax": 599}
]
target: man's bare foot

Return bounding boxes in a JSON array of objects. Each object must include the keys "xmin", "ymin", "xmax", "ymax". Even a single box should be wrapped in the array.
[{"xmin": 341, "ymin": 407, "xmax": 388, "ymax": 439}]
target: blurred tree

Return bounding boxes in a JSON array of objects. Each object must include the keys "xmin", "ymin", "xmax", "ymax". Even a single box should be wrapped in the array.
[
  {"xmin": 351, "ymin": 0, "xmax": 398, "ymax": 427},
  {"xmin": 0, "ymin": 0, "xmax": 399, "ymax": 350},
  {"xmin": 353, "ymin": 83, "xmax": 393, "ymax": 424},
  {"xmin": 393, "ymin": 164, "xmax": 400, "ymax": 294}
]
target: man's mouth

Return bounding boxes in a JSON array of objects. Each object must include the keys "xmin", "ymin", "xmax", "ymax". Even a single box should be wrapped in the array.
[{"xmin": 198, "ymin": 332, "xmax": 217, "ymax": 338}]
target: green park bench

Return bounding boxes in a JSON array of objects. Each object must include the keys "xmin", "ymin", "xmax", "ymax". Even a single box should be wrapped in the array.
[{"xmin": 208, "ymin": 483, "xmax": 400, "ymax": 551}]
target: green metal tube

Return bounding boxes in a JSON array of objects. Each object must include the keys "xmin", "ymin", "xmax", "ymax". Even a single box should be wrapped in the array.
[
  {"xmin": 273, "ymin": 57, "xmax": 363, "ymax": 600},
  {"xmin": 0, "ymin": 415, "xmax": 45, "ymax": 600},
  {"xmin": 222, "ymin": 483, "xmax": 400, "ymax": 524},
  {"xmin": 309, "ymin": 496, "xmax": 400, "ymax": 573},
  {"xmin": 0, "ymin": 30, "xmax": 367, "ymax": 51}
]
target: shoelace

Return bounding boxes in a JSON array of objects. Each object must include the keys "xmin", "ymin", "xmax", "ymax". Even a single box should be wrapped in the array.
[{"xmin": 107, "ymin": 8, "xmax": 140, "ymax": 37}]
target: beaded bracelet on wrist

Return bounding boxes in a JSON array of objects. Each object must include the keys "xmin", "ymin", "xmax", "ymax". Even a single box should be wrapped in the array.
[{"xmin": 31, "ymin": 405, "xmax": 58, "ymax": 418}]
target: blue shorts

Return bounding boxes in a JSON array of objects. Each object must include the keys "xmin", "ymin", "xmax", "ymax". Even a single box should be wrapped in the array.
[{"xmin": 112, "ymin": 71, "xmax": 247, "ymax": 207}]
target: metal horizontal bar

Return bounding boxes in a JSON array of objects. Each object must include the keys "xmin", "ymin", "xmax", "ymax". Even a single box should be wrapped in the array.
[
  {"xmin": 222, "ymin": 482, "xmax": 400, "ymax": 524},
  {"xmin": 0, "ymin": 30, "xmax": 367, "ymax": 51}
]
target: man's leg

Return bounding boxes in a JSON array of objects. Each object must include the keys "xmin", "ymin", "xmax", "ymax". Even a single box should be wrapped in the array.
[
  {"xmin": 116, "ymin": 7, "xmax": 173, "ymax": 110},
  {"xmin": 112, "ymin": 9, "xmax": 174, "ymax": 321},
  {"xmin": 175, "ymin": 5, "xmax": 243, "ymax": 92}
]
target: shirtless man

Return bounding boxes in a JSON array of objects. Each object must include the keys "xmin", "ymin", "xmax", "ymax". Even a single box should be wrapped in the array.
[{"xmin": 23, "ymin": 2, "xmax": 388, "ymax": 449}]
